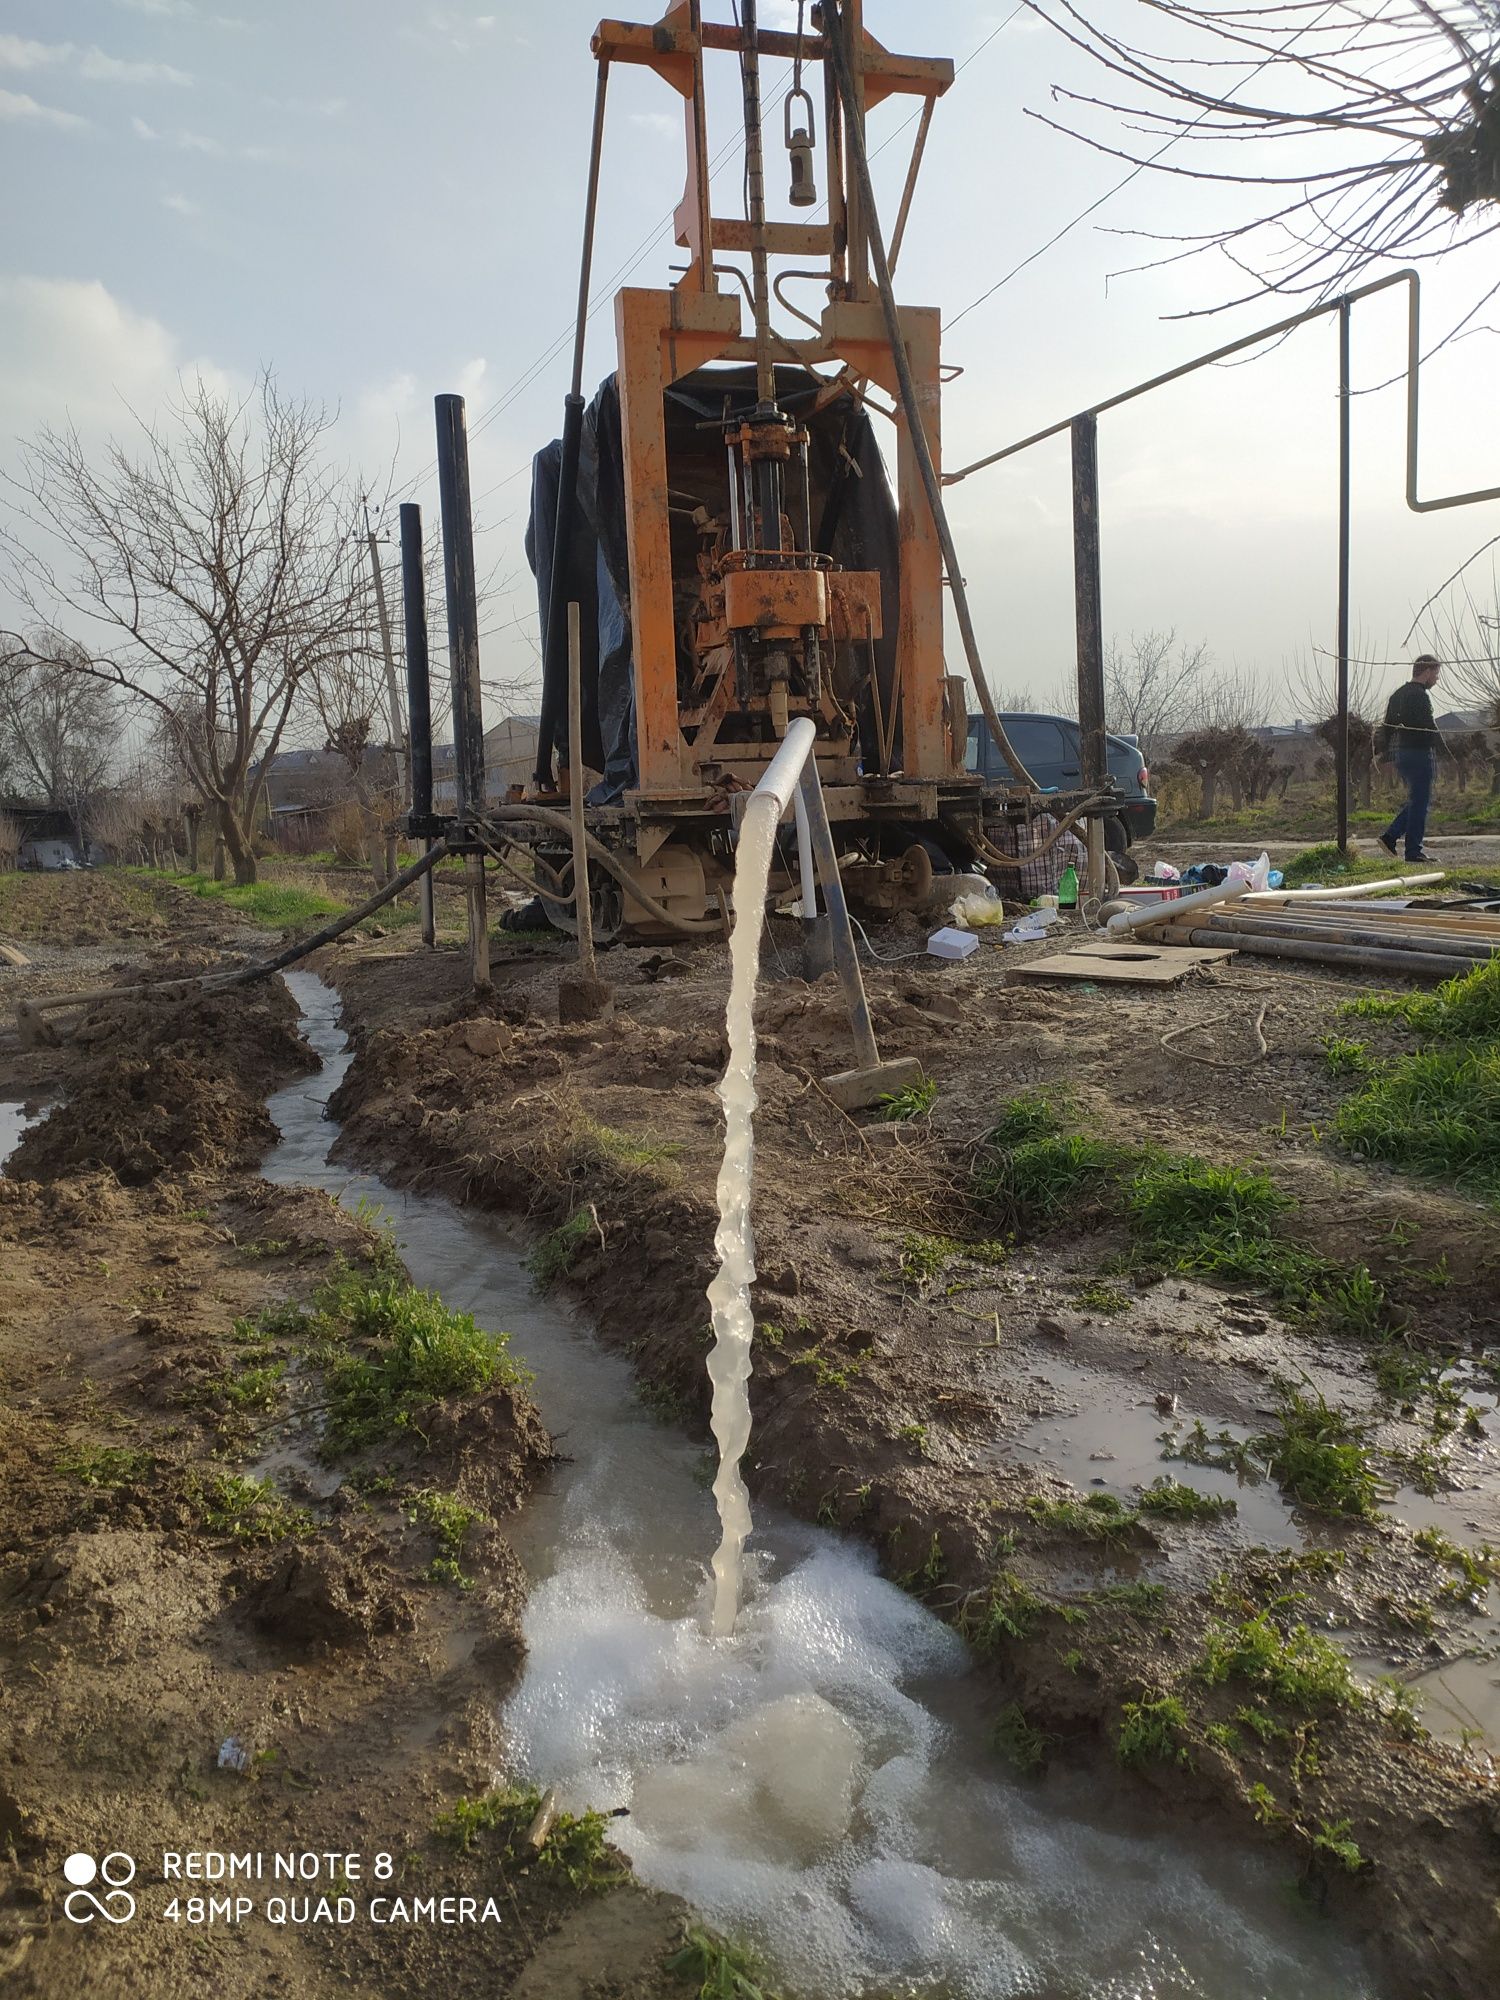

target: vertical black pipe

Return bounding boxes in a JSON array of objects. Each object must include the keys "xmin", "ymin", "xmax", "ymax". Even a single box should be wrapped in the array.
[
  {"xmin": 1336, "ymin": 298, "xmax": 1352, "ymax": 854},
  {"xmin": 535, "ymin": 393, "xmax": 585, "ymax": 789},
  {"xmin": 434, "ymin": 394, "xmax": 486, "ymax": 817},
  {"xmin": 1071, "ymin": 412, "xmax": 1106, "ymax": 790},
  {"xmin": 399, "ymin": 502, "xmax": 433, "ymax": 820},
  {"xmin": 536, "ymin": 58, "xmax": 611, "ymax": 791}
]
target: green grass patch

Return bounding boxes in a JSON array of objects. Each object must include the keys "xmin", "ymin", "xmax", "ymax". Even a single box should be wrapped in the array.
[
  {"xmin": 430, "ymin": 1786, "xmax": 618, "ymax": 1891},
  {"xmin": 1334, "ymin": 1045, "xmax": 1500, "ymax": 1197},
  {"xmin": 1136, "ymin": 1476, "xmax": 1236, "ymax": 1522},
  {"xmin": 323, "ymin": 1276, "xmax": 527, "ymax": 1453},
  {"xmin": 1117, "ymin": 1694, "xmax": 1193, "ymax": 1768},
  {"xmin": 1321, "ymin": 1035, "xmax": 1373, "ymax": 1078},
  {"xmin": 975, "ymin": 1131, "xmax": 1128, "ymax": 1229},
  {"xmin": 875, "ymin": 1075, "xmax": 937, "ymax": 1121},
  {"xmin": 149, "ymin": 869, "xmax": 348, "ymax": 927},
  {"xmin": 1075, "ymin": 1277, "xmax": 1132, "ymax": 1314},
  {"xmin": 529, "ymin": 1209, "xmax": 596, "ymax": 1284},
  {"xmin": 1027, "ymin": 1490, "xmax": 1141, "ymax": 1543},
  {"xmin": 197, "ymin": 1472, "xmax": 312, "ymax": 1543},
  {"xmin": 55, "ymin": 1443, "xmax": 154, "ymax": 1488},
  {"xmin": 1279, "ymin": 844, "xmax": 1429, "ymax": 891}
]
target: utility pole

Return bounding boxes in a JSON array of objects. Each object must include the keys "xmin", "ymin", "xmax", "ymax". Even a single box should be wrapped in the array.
[{"xmin": 1335, "ymin": 299, "xmax": 1352, "ymax": 855}]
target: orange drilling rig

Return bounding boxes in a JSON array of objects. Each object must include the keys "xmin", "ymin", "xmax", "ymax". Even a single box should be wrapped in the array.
[{"xmin": 416, "ymin": 1, "xmax": 1110, "ymax": 943}]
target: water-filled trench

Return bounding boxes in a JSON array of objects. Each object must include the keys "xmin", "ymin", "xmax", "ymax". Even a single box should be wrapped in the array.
[{"xmin": 253, "ymin": 971, "xmax": 1380, "ymax": 2000}]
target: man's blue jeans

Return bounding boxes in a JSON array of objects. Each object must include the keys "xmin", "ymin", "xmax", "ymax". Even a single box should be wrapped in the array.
[{"xmin": 1380, "ymin": 748, "xmax": 1434, "ymax": 860}]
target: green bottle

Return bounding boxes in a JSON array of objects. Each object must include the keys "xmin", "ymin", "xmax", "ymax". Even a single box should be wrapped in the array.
[{"xmin": 1058, "ymin": 865, "xmax": 1079, "ymax": 909}]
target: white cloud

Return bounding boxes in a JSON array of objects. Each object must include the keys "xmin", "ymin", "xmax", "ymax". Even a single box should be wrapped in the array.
[
  {"xmin": 0, "ymin": 35, "xmax": 74, "ymax": 71},
  {"xmin": 79, "ymin": 48, "xmax": 194, "ymax": 85},
  {"xmin": 455, "ymin": 357, "xmax": 488, "ymax": 400},
  {"xmin": 131, "ymin": 112, "xmax": 158, "ymax": 138},
  {"xmin": 630, "ymin": 111, "xmax": 677, "ymax": 139},
  {"xmin": 0, "ymin": 88, "xmax": 89, "ymax": 131},
  {"xmin": 162, "ymin": 191, "xmax": 201, "ymax": 216},
  {"xmin": 0, "ymin": 276, "xmax": 237, "ymax": 452},
  {"xmin": 177, "ymin": 128, "xmax": 223, "ymax": 153},
  {"xmin": 113, "ymin": 0, "xmax": 197, "ymax": 16}
]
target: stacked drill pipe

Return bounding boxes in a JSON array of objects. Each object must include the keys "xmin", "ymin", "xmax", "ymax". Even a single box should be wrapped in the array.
[{"xmin": 1143, "ymin": 895, "xmax": 1500, "ymax": 982}]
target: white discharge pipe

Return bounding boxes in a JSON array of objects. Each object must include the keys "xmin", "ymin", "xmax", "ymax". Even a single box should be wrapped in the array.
[{"xmin": 1104, "ymin": 875, "xmax": 1253, "ymax": 936}]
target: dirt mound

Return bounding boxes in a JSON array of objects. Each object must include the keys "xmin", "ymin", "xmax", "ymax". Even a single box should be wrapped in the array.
[
  {"xmin": 236, "ymin": 1530, "xmax": 416, "ymax": 1649},
  {"xmin": 8, "ymin": 978, "xmax": 314, "ymax": 1185},
  {"xmin": 407, "ymin": 1385, "xmax": 556, "ymax": 1516},
  {"xmin": 0, "ymin": 1530, "xmax": 219, "ymax": 1660}
]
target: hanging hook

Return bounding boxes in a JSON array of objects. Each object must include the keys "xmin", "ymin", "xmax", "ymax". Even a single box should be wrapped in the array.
[{"xmin": 784, "ymin": 84, "xmax": 818, "ymax": 208}]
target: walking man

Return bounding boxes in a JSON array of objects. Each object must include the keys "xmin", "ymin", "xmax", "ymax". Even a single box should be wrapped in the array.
[{"xmin": 1375, "ymin": 654, "xmax": 1442, "ymax": 862}]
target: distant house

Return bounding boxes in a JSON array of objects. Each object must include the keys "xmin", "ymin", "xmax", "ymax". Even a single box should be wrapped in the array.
[
  {"xmin": 1, "ymin": 799, "xmax": 96, "ymax": 870},
  {"xmin": 1435, "ymin": 709, "xmax": 1489, "ymax": 732},
  {"xmin": 433, "ymin": 715, "xmax": 541, "ymax": 808}
]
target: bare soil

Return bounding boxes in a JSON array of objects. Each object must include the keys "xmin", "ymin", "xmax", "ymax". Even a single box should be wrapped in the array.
[
  {"xmin": 319, "ymin": 911, "xmax": 1500, "ymax": 2000},
  {"xmin": 0, "ymin": 890, "xmax": 692, "ymax": 2000}
]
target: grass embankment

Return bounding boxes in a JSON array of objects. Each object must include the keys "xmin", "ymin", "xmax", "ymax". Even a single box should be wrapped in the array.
[
  {"xmin": 137, "ymin": 865, "xmax": 422, "ymax": 931},
  {"xmin": 1277, "ymin": 843, "xmax": 1440, "ymax": 891},
  {"xmin": 1154, "ymin": 782, "xmax": 1500, "ymax": 842},
  {"xmin": 1329, "ymin": 959, "xmax": 1500, "ymax": 1199}
]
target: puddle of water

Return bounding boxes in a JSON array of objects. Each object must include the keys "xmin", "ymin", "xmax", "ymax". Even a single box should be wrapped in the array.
[
  {"xmin": 1009, "ymin": 1356, "xmax": 1304, "ymax": 1553},
  {"xmin": 267, "ymin": 972, "xmax": 1383, "ymax": 2000},
  {"xmin": 1351, "ymin": 1647, "xmax": 1500, "ymax": 1756},
  {"xmin": 0, "ymin": 1101, "xmax": 39, "ymax": 1173}
]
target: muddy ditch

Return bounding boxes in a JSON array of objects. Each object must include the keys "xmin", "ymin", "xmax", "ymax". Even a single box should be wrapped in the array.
[
  {"xmin": 0, "ymin": 958, "xmax": 691, "ymax": 1999},
  {"xmin": 314, "ymin": 923, "xmax": 1500, "ymax": 2000}
]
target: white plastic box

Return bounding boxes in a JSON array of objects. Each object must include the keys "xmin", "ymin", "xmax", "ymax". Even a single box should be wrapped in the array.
[{"xmin": 926, "ymin": 926, "xmax": 979, "ymax": 961}]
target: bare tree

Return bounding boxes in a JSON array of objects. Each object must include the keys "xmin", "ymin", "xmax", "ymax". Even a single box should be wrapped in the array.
[
  {"xmin": 1023, "ymin": 1, "xmax": 1500, "ymax": 310},
  {"xmin": 3, "ymin": 373, "xmax": 367, "ymax": 885},
  {"xmin": 0, "ymin": 627, "xmax": 119, "ymax": 857},
  {"xmin": 1413, "ymin": 549, "xmax": 1500, "ymax": 717},
  {"xmin": 1104, "ymin": 628, "xmax": 1214, "ymax": 750}
]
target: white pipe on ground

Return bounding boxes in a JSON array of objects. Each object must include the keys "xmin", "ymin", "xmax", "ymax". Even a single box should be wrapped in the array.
[
  {"xmin": 1104, "ymin": 875, "xmax": 1254, "ymax": 936},
  {"xmin": 1245, "ymin": 872, "xmax": 1444, "ymax": 902}
]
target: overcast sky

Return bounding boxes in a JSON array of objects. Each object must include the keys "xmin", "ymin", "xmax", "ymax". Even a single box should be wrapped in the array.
[{"xmin": 2, "ymin": 0, "xmax": 1497, "ymax": 730}]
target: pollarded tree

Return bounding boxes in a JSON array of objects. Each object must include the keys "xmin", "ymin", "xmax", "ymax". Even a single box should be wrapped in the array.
[
  {"xmin": 3, "ymin": 373, "xmax": 367, "ymax": 885},
  {"xmin": 0, "ymin": 627, "xmax": 119, "ymax": 856}
]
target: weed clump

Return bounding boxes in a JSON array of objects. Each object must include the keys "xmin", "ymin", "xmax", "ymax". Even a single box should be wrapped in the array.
[
  {"xmin": 666, "ymin": 1926, "xmax": 779, "ymax": 2000},
  {"xmin": 431, "ymin": 1786, "xmax": 618, "ymax": 1891},
  {"xmin": 991, "ymin": 1703, "xmax": 1051, "ymax": 1774},
  {"xmin": 875, "ymin": 1076, "xmax": 937, "ymax": 1122},
  {"xmin": 56, "ymin": 1444, "xmax": 154, "ymax": 1488},
  {"xmin": 1197, "ymin": 1609, "xmax": 1358, "ymax": 1712},
  {"xmin": 957, "ymin": 1571, "xmax": 1045, "ymax": 1650},
  {"xmin": 1136, "ymin": 1477, "xmax": 1236, "ymax": 1523},
  {"xmin": 1251, "ymin": 1385, "xmax": 1381, "ymax": 1520},
  {"xmin": 406, "ymin": 1487, "xmax": 488, "ymax": 1589},
  {"xmin": 1027, "ymin": 1491, "xmax": 1141, "ymax": 1543},
  {"xmin": 975, "ymin": 1131, "xmax": 1127, "ymax": 1229},
  {"xmin": 1117, "ymin": 1695, "xmax": 1193, "ymax": 1768},
  {"xmin": 529, "ymin": 1209, "xmax": 596, "ymax": 1284}
]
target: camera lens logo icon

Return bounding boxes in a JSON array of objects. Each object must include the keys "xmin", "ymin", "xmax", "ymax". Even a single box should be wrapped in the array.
[{"xmin": 63, "ymin": 1852, "xmax": 137, "ymax": 1924}]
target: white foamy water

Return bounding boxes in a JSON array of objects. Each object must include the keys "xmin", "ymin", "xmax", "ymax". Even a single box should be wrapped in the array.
[
  {"xmin": 503, "ymin": 1533, "xmax": 1377, "ymax": 2000},
  {"xmin": 705, "ymin": 787, "xmax": 782, "ymax": 1635}
]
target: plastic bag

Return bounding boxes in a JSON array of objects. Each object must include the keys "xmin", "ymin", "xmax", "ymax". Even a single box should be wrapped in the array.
[
  {"xmin": 1152, "ymin": 861, "xmax": 1181, "ymax": 882},
  {"xmin": 949, "ymin": 887, "xmax": 1006, "ymax": 930},
  {"xmin": 1225, "ymin": 850, "xmax": 1271, "ymax": 892}
]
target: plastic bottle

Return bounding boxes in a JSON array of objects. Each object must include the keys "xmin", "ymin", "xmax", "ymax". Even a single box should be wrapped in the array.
[{"xmin": 1057, "ymin": 865, "xmax": 1079, "ymax": 909}]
